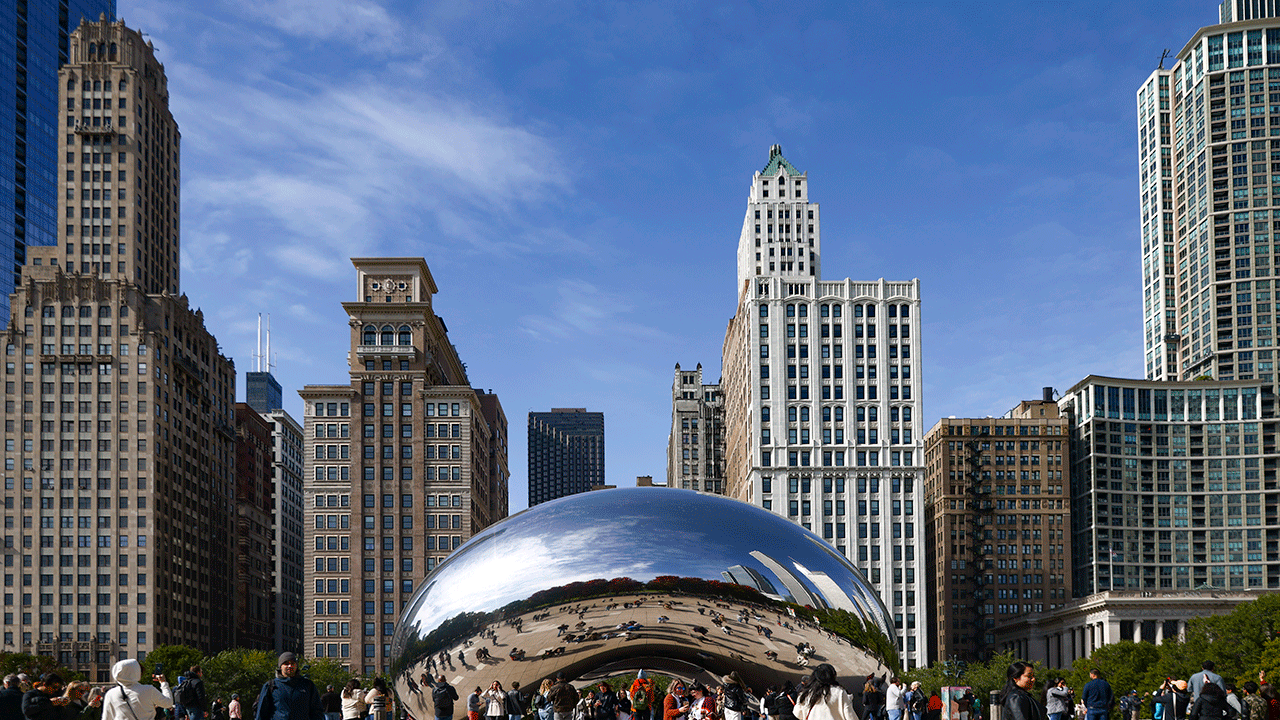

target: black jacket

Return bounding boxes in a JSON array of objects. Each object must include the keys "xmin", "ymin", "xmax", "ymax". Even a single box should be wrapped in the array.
[
  {"xmin": 1189, "ymin": 695, "xmax": 1236, "ymax": 720},
  {"xmin": 21, "ymin": 691, "xmax": 61, "ymax": 720},
  {"xmin": 596, "ymin": 692, "xmax": 617, "ymax": 720},
  {"xmin": 1002, "ymin": 688, "xmax": 1047, "ymax": 720},
  {"xmin": 1, "ymin": 688, "xmax": 24, "ymax": 720},
  {"xmin": 186, "ymin": 677, "xmax": 209, "ymax": 711},
  {"xmin": 1156, "ymin": 690, "xmax": 1191, "ymax": 720},
  {"xmin": 429, "ymin": 681, "xmax": 458, "ymax": 717}
]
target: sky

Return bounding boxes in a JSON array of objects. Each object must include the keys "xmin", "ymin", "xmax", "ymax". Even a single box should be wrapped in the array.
[{"xmin": 117, "ymin": 0, "xmax": 1214, "ymax": 511}]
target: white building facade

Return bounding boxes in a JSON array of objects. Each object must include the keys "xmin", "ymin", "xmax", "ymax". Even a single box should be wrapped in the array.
[{"xmin": 723, "ymin": 146, "xmax": 927, "ymax": 667}]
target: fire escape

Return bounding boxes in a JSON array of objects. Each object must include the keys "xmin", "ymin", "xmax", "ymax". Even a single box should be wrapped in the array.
[{"xmin": 964, "ymin": 432, "xmax": 995, "ymax": 661}]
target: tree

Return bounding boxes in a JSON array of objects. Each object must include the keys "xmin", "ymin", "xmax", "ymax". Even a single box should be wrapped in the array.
[
  {"xmin": 202, "ymin": 650, "xmax": 277, "ymax": 708},
  {"xmin": 0, "ymin": 653, "xmax": 83, "ymax": 682},
  {"xmin": 1065, "ymin": 642, "xmax": 1163, "ymax": 704},
  {"xmin": 304, "ymin": 658, "xmax": 354, "ymax": 699},
  {"xmin": 142, "ymin": 645, "xmax": 206, "ymax": 684}
]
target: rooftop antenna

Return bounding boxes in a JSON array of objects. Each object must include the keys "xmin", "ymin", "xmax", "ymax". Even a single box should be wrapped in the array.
[
  {"xmin": 254, "ymin": 313, "xmax": 263, "ymax": 372},
  {"xmin": 267, "ymin": 313, "xmax": 274, "ymax": 373},
  {"xmin": 1158, "ymin": 48, "xmax": 1171, "ymax": 69}
]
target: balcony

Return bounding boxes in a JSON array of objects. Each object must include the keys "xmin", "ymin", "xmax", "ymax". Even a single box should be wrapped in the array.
[
  {"xmin": 356, "ymin": 344, "xmax": 417, "ymax": 358},
  {"xmin": 73, "ymin": 119, "xmax": 117, "ymax": 136}
]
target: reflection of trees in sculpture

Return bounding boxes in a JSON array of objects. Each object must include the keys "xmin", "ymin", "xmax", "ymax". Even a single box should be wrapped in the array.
[
  {"xmin": 391, "ymin": 611, "xmax": 487, "ymax": 676},
  {"xmin": 805, "ymin": 608, "xmax": 899, "ymax": 671},
  {"xmin": 392, "ymin": 575, "xmax": 897, "ymax": 678}
]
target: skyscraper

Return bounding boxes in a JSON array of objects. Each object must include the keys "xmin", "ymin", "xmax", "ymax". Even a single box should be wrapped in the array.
[
  {"xmin": 1137, "ymin": 0, "xmax": 1280, "ymax": 382},
  {"xmin": 0, "ymin": 16, "xmax": 240, "ymax": 677},
  {"xmin": 721, "ymin": 145, "xmax": 926, "ymax": 667},
  {"xmin": 667, "ymin": 362, "xmax": 725, "ymax": 492},
  {"xmin": 261, "ymin": 406, "xmax": 304, "ymax": 654},
  {"xmin": 1, "ymin": 0, "xmax": 115, "ymax": 323},
  {"xmin": 527, "ymin": 408, "xmax": 604, "ymax": 506},
  {"xmin": 58, "ymin": 18, "xmax": 180, "ymax": 295},
  {"xmin": 299, "ymin": 257, "xmax": 508, "ymax": 674}
]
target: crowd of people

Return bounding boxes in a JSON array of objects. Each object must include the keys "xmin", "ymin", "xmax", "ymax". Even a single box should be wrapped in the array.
[
  {"xmin": 0, "ymin": 654, "xmax": 336, "ymax": 720},
  {"xmin": 1003, "ymin": 660, "xmax": 1280, "ymax": 720},
  {"xmin": 410, "ymin": 665, "xmax": 879, "ymax": 720}
]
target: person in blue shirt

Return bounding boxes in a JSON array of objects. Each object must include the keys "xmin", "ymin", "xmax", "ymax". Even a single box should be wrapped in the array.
[{"xmin": 1082, "ymin": 669, "xmax": 1115, "ymax": 720}]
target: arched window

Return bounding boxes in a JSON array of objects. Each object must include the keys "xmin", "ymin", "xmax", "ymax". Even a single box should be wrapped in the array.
[
  {"xmin": 67, "ymin": 77, "xmax": 75, "ymax": 91},
  {"xmin": 398, "ymin": 325, "xmax": 411, "ymax": 346},
  {"xmin": 118, "ymin": 77, "xmax": 127, "ymax": 91},
  {"xmin": 362, "ymin": 325, "xmax": 376, "ymax": 345},
  {"xmin": 103, "ymin": 80, "xmax": 111, "ymax": 91},
  {"xmin": 93, "ymin": 80, "xmax": 101, "ymax": 91},
  {"xmin": 98, "ymin": 306, "xmax": 111, "ymax": 318},
  {"xmin": 83, "ymin": 80, "xmax": 91, "ymax": 91},
  {"xmin": 88, "ymin": 43, "xmax": 97, "ymax": 57},
  {"xmin": 41, "ymin": 305, "xmax": 55, "ymax": 318},
  {"xmin": 380, "ymin": 325, "xmax": 394, "ymax": 345},
  {"xmin": 108, "ymin": 43, "xmax": 117, "ymax": 60}
]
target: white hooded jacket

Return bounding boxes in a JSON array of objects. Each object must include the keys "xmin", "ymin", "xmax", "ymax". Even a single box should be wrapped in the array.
[{"xmin": 102, "ymin": 659, "xmax": 173, "ymax": 720}]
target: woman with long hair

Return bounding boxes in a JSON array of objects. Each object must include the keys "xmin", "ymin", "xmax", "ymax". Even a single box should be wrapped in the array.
[
  {"xmin": 365, "ymin": 679, "xmax": 390, "ymax": 720},
  {"xmin": 794, "ymin": 664, "xmax": 857, "ymax": 720},
  {"xmin": 535, "ymin": 680, "xmax": 555, "ymax": 720},
  {"xmin": 342, "ymin": 681, "xmax": 366, "ymax": 720},
  {"xmin": 482, "ymin": 681, "xmax": 506, "ymax": 720},
  {"xmin": 665, "ymin": 680, "xmax": 691, "ymax": 720},
  {"xmin": 1000, "ymin": 662, "xmax": 1046, "ymax": 720}
]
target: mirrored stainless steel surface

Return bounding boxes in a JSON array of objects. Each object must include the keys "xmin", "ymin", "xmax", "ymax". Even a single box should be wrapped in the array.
[{"xmin": 391, "ymin": 488, "xmax": 895, "ymax": 715}]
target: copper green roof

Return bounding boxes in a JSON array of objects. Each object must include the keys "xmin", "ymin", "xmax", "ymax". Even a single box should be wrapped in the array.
[{"xmin": 761, "ymin": 144, "xmax": 802, "ymax": 176}]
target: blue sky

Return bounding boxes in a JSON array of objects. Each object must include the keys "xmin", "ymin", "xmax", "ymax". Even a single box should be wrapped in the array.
[{"xmin": 121, "ymin": 0, "xmax": 1211, "ymax": 510}]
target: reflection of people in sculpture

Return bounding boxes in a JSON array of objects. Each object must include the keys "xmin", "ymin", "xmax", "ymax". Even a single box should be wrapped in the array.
[
  {"xmin": 424, "ymin": 676, "xmax": 457, "ymax": 720},
  {"xmin": 794, "ymin": 665, "xmax": 857, "ymax": 720}
]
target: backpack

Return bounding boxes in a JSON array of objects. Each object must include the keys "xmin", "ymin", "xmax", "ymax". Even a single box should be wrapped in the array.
[
  {"xmin": 630, "ymin": 689, "xmax": 649, "ymax": 713},
  {"xmin": 1152, "ymin": 699, "xmax": 1164, "ymax": 720},
  {"xmin": 177, "ymin": 680, "xmax": 199, "ymax": 707},
  {"xmin": 909, "ymin": 693, "xmax": 927, "ymax": 714}
]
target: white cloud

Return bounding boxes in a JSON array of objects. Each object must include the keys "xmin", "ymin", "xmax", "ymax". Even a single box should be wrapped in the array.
[
  {"xmin": 223, "ymin": 0, "xmax": 403, "ymax": 50},
  {"xmin": 517, "ymin": 279, "xmax": 671, "ymax": 343}
]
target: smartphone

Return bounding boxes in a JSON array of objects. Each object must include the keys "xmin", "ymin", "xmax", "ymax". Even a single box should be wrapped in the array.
[{"xmin": 155, "ymin": 663, "xmax": 164, "ymax": 675}]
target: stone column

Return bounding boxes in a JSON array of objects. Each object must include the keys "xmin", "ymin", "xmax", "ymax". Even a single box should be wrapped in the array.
[
  {"xmin": 1178, "ymin": 619, "xmax": 1187, "ymax": 642},
  {"xmin": 1155, "ymin": 620, "xmax": 1164, "ymax": 645},
  {"xmin": 1133, "ymin": 620, "xmax": 1143, "ymax": 643},
  {"xmin": 1105, "ymin": 618, "xmax": 1122, "ymax": 646}
]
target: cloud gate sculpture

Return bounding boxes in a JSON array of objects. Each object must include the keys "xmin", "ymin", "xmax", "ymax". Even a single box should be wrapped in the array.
[{"xmin": 391, "ymin": 488, "xmax": 896, "ymax": 714}]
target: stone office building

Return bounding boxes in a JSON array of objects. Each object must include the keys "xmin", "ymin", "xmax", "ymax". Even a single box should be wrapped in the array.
[
  {"xmin": 1, "ymin": 253, "xmax": 236, "ymax": 678},
  {"xmin": 300, "ymin": 257, "xmax": 508, "ymax": 674}
]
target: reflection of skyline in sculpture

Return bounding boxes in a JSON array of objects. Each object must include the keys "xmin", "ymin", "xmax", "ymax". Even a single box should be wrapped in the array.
[
  {"xmin": 748, "ymin": 550, "xmax": 825, "ymax": 610},
  {"xmin": 723, "ymin": 564, "xmax": 780, "ymax": 599},
  {"xmin": 389, "ymin": 488, "xmax": 895, "ymax": 716}
]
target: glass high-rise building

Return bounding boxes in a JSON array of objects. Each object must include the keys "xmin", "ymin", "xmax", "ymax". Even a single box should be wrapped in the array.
[
  {"xmin": 527, "ymin": 408, "xmax": 605, "ymax": 505},
  {"xmin": 1137, "ymin": 0, "xmax": 1280, "ymax": 382},
  {"xmin": 1, "ymin": 0, "xmax": 115, "ymax": 323}
]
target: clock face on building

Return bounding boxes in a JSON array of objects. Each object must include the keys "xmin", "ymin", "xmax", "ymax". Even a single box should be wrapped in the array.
[{"xmin": 382, "ymin": 278, "xmax": 395, "ymax": 291}]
